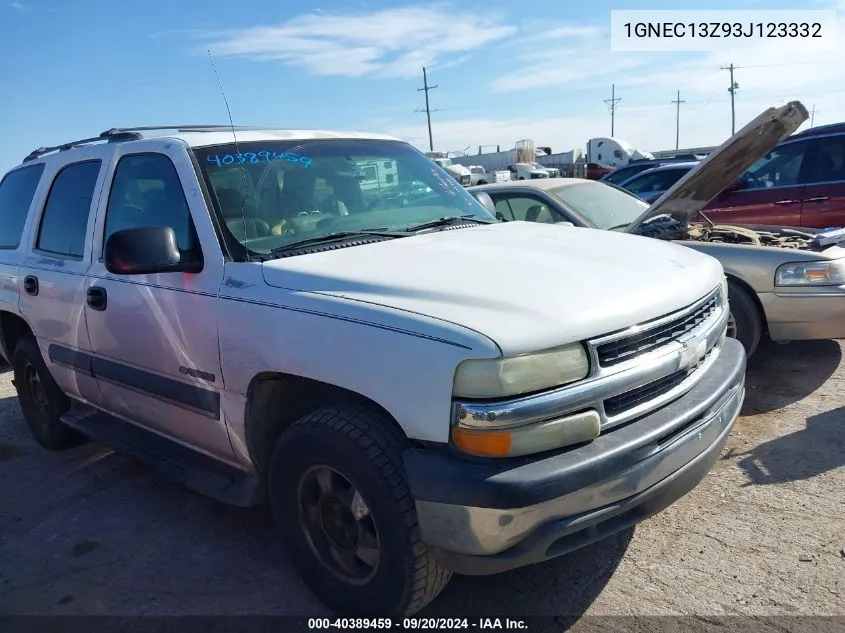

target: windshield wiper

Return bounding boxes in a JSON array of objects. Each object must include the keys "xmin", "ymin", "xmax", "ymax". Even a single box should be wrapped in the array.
[
  {"xmin": 403, "ymin": 215, "xmax": 494, "ymax": 233},
  {"xmin": 269, "ymin": 229, "xmax": 406, "ymax": 255}
]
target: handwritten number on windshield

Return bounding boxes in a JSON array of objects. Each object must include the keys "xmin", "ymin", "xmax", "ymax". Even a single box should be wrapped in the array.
[{"xmin": 206, "ymin": 151, "xmax": 313, "ymax": 168}]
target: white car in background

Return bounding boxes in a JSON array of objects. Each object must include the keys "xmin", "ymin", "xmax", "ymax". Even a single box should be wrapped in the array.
[
  {"xmin": 468, "ymin": 165, "xmax": 511, "ymax": 185},
  {"xmin": 431, "ymin": 156, "xmax": 472, "ymax": 186}
]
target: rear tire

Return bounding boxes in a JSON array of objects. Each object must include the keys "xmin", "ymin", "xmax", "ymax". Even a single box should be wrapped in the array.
[
  {"xmin": 269, "ymin": 404, "xmax": 451, "ymax": 616},
  {"xmin": 13, "ymin": 338, "xmax": 85, "ymax": 450},
  {"xmin": 726, "ymin": 281, "xmax": 762, "ymax": 358}
]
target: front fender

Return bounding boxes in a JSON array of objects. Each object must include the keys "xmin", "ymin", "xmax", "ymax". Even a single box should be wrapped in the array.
[{"xmin": 216, "ymin": 263, "xmax": 500, "ymax": 451}]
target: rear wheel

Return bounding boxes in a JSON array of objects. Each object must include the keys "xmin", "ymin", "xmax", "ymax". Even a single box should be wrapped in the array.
[
  {"xmin": 13, "ymin": 338, "xmax": 85, "ymax": 450},
  {"xmin": 726, "ymin": 281, "xmax": 762, "ymax": 358},
  {"xmin": 269, "ymin": 404, "xmax": 451, "ymax": 616}
]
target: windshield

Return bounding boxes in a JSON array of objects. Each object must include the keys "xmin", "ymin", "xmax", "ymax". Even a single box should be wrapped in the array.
[
  {"xmin": 193, "ymin": 139, "xmax": 493, "ymax": 257},
  {"xmin": 550, "ymin": 182, "xmax": 649, "ymax": 230},
  {"xmin": 435, "ymin": 158, "xmax": 453, "ymax": 168}
]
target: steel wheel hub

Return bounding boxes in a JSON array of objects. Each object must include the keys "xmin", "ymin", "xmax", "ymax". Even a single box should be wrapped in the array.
[
  {"xmin": 25, "ymin": 362, "xmax": 49, "ymax": 416},
  {"xmin": 298, "ymin": 465, "xmax": 381, "ymax": 586}
]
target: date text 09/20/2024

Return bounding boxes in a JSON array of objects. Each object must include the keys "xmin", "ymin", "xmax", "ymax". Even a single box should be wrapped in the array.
[{"xmin": 307, "ymin": 618, "xmax": 529, "ymax": 630}]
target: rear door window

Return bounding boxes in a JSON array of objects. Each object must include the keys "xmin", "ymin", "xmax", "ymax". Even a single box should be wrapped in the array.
[
  {"xmin": 0, "ymin": 164, "xmax": 45, "ymax": 249},
  {"xmin": 36, "ymin": 161, "xmax": 102, "ymax": 258}
]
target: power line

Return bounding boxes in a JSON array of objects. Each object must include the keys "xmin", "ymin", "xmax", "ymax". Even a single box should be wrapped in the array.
[
  {"xmin": 739, "ymin": 57, "xmax": 845, "ymax": 69},
  {"xmin": 671, "ymin": 90, "xmax": 686, "ymax": 151},
  {"xmin": 416, "ymin": 66, "xmax": 438, "ymax": 152},
  {"xmin": 604, "ymin": 83, "xmax": 622, "ymax": 136},
  {"xmin": 721, "ymin": 63, "xmax": 741, "ymax": 135}
]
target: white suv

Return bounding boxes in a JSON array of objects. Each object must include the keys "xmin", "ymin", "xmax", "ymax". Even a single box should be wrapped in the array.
[{"xmin": 0, "ymin": 125, "xmax": 745, "ymax": 616}]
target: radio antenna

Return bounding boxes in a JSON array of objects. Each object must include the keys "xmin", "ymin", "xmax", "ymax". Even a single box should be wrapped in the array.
[{"xmin": 207, "ymin": 49, "xmax": 252, "ymax": 262}]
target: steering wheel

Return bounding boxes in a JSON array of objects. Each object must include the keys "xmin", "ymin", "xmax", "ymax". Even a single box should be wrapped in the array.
[{"xmin": 271, "ymin": 219, "xmax": 297, "ymax": 236}]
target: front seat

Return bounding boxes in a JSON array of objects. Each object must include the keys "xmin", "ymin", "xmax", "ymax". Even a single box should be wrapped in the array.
[
  {"xmin": 525, "ymin": 204, "xmax": 546, "ymax": 223},
  {"xmin": 279, "ymin": 169, "xmax": 318, "ymax": 218}
]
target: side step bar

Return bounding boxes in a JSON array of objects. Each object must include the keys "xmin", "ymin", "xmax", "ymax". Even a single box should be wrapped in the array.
[{"xmin": 61, "ymin": 408, "xmax": 264, "ymax": 507}]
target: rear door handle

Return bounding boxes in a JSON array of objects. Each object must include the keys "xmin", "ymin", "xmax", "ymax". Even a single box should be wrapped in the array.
[
  {"xmin": 86, "ymin": 286, "xmax": 107, "ymax": 311},
  {"xmin": 804, "ymin": 196, "xmax": 830, "ymax": 203},
  {"xmin": 23, "ymin": 275, "xmax": 38, "ymax": 296},
  {"xmin": 773, "ymin": 199, "xmax": 799, "ymax": 205}
]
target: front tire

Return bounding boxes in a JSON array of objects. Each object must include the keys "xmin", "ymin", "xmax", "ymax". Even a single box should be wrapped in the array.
[
  {"xmin": 726, "ymin": 281, "xmax": 762, "ymax": 357},
  {"xmin": 13, "ymin": 338, "xmax": 85, "ymax": 450},
  {"xmin": 269, "ymin": 404, "xmax": 451, "ymax": 616}
]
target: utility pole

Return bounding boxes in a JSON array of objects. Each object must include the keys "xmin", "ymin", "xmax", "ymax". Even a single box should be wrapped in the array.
[
  {"xmin": 721, "ymin": 63, "xmax": 740, "ymax": 135},
  {"xmin": 416, "ymin": 66, "xmax": 438, "ymax": 152},
  {"xmin": 604, "ymin": 83, "xmax": 621, "ymax": 136},
  {"xmin": 810, "ymin": 104, "xmax": 817, "ymax": 127},
  {"xmin": 671, "ymin": 90, "xmax": 685, "ymax": 151}
]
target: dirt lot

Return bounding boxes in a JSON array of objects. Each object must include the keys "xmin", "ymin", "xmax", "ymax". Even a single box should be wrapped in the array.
[{"xmin": 0, "ymin": 340, "xmax": 843, "ymax": 619}]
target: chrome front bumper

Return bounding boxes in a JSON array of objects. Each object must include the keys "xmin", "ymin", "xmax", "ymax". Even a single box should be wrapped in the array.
[{"xmin": 403, "ymin": 337, "xmax": 746, "ymax": 575}]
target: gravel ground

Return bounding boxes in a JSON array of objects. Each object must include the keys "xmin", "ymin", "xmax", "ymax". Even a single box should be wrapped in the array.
[{"xmin": 0, "ymin": 339, "xmax": 843, "ymax": 619}]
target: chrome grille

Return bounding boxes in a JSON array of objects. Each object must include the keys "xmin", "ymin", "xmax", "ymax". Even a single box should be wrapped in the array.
[
  {"xmin": 603, "ymin": 353, "xmax": 710, "ymax": 418},
  {"xmin": 596, "ymin": 290, "xmax": 719, "ymax": 367}
]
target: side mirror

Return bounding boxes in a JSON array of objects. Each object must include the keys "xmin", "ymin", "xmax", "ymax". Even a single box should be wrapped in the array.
[
  {"xmin": 104, "ymin": 226, "xmax": 203, "ymax": 275},
  {"xmin": 472, "ymin": 191, "xmax": 497, "ymax": 216},
  {"xmin": 723, "ymin": 178, "xmax": 746, "ymax": 194}
]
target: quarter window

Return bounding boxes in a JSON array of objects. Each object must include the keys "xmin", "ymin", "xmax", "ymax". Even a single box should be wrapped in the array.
[
  {"xmin": 36, "ymin": 161, "xmax": 101, "ymax": 258},
  {"xmin": 0, "ymin": 164, "xmax": 45, "ymax": 249}
]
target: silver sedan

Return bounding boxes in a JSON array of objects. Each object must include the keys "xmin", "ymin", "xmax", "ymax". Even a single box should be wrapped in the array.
[{"xmin": 470, "ymin": 177, "xmax": 845, "ymax": 357}]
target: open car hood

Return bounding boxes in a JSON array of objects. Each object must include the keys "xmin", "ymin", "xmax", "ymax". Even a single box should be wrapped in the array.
[{"xmin": 623, "ymin": 100, "xmax": 809, "ymax": 233}]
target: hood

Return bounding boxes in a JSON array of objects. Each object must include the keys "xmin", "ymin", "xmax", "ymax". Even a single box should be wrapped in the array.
[
  {"xmin": 261, "ymin": 222, "xmax": 723, "ymax": 356},
  {"xmin": 624, "ymin": 100, "xmax": 809, "ymax": 233}
]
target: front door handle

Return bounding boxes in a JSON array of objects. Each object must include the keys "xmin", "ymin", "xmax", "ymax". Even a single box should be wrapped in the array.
[
  {"xmin": 23, "ymin": 275, "xmax": 38, "ymax": 296},
  {"xmin": 86, "ymin": 286, "xmax": 107, "ymax": 311},
  {"xmin": 773, "ymin": 199, "xmax": 799, "ymax": 205},
  {"xmin": 805, "ymin": 196, "xmax": 830, "ymax": 203}
]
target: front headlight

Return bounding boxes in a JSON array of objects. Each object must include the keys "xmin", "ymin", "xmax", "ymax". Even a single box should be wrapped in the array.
[
  {"xmin": 452, "ymin": 343, "xmax": 589, "ymax": 399},
  {"xmin": 775, "ymin": 259, "xmax": 845, "ymax": 286}
]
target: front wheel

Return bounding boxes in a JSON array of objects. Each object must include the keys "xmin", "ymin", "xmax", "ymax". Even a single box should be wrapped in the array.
[
  {"xmin": 269, "ymin": 404, "xmax": 451, "ymax": 616},
  {"xmin": 726, "ymin": 281, "xmax": 762, "ymax": 357}
]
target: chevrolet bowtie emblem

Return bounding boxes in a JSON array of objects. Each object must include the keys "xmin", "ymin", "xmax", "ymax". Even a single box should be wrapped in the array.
[{"xmin": 679, "ymin": 335, "xmax": 708, "ymax": 371}]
